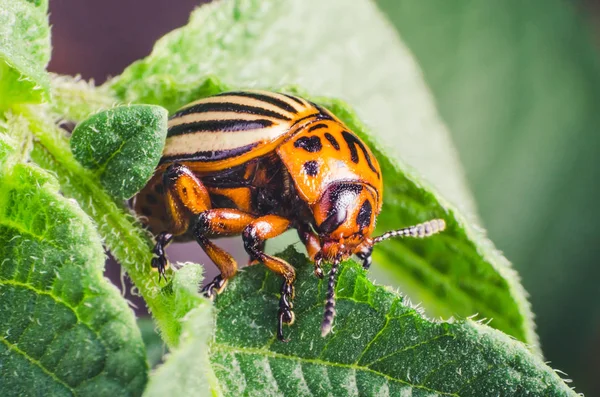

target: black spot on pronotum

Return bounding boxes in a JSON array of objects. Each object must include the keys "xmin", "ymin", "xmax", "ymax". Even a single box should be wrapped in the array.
[
  {"xmin": 294, "ymin": 136, "xmax": 322, "ymax": 152},
  {"xmin": 141, "ymin": 206, "xmax": 153, "ymax": 217},
  {"xmin": 303, "ymin": 160, "xmax": 319, "ymax": 176},
  {"xmin": 145, "ymin": 194, "xmax": 158, "ymax": 205},
  {"xmin": 308, "ymin": 123, "xmax": 327, "ymax": 132},
  {"xmin": 341, "ymin": 131, "xmax": 380, "ymax": 178},
  {"xmin": 324, "ymin": 133, "xmax": 340, "ymax": 150},
  {"xmin": 356, "ymin": 200, "xmax": 372, "ymax": 231}
]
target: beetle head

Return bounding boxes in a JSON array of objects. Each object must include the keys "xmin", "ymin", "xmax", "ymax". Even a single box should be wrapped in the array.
[{"xmin": 312, "ymin": 182, "xmax": 377, "ymax": 261}]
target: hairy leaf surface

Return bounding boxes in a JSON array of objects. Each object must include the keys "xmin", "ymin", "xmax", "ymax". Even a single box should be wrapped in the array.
[
  {"xmin": 209, "ymin": 248, "xmax": 574, "ymax": 396},
  {"xmin": 102, "ymin": 0, "xmax": 536, "ymax": 348},
  {"xmin": 0, "ymin": 0, "xmax": 50, "ymax": 109},
  {"xmin": 376, "ymin": 1, "xmax": 600, "ymax": 387},
  {"xmin": 144, "ymin": 265, "xmax": 220, "ymax": 397},
  {"xmin": 0, "ymin": 133, "xmax": 147, "ymax": 396},
  {"xmin": 70, "ymin": 105, "xmax": 168, "ymax": 199}
]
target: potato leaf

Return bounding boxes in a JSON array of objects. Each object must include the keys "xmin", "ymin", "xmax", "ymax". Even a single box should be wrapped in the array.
[
  {"xmin": 0, "ymin": 0, "xmax": 51, "ymax": 109},
  {"xmin": 70, "ymin": 105, "xmax": 168, "ymax": 199},
  {"xmin": 208, "ymin": 248, "xmax": 574, "ymax": 396},
  {"xmin": 0, "ymin": 133, "xmax": 147, "ymax": 396}
]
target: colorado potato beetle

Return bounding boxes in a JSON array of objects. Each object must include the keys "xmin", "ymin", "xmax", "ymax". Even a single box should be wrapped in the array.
[{"xmin": 134, "ymin": 91, "xmax": 445, "ymax": 341}]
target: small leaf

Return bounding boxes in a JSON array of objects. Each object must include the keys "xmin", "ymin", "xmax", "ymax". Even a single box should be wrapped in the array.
[
  {"xmin": 144, "ymin": 265, "xmax": 220, "ymax": 397},
  {"xmin": 210, "ymin": 248, "xmax": 575, "ymax": 396},
  {"xmin": 0, "ymin": 0, "xmax": 50, "ymax": 109},
  {"xmin": 70, "ymin": 105, "xmax": 168, "ymax": 199},
  {"xmin": 0, "ymin": 135, "xmax": 147, "ymax": 395}
]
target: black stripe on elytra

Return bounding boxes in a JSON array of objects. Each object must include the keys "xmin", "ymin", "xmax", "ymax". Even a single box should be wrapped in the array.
[
  {"xmin": 308, "ymin": 123, "xmax": 327, "ymax": 132},
  {"xmin": 173, "ymin": 102, "xmax": 291, "ymax": 121},
  {"xmin": 167, "ymin": 119, "xmax": 273, "ymax": 137},
  {"xmin": 341, "ymin": 131, "xmax": 380, "ymax": 178},
  {"xmin": 311, "ymin": 103, "xmax": 334, "ymax": 120},
  {"xmin": 303, "ymin": 160, "xmax": 319, "ymax": 176},
  {"xmin": 324, "ymin": 133, "xmax": 340, "ymax": 150},
  {"xmin": 294, "ymin": 136, "xmax": 322, "ymax": 152},
  {"xmin": 219, "ymin": 91, "xmax": 298, "ymax": 114},
  {"xmin": 283, "ymin": 93, "xmax": 306, "ymax": 107},
  {"xmin": 159, "ymin": 142, "xmax": 259, "ymax": 164}
]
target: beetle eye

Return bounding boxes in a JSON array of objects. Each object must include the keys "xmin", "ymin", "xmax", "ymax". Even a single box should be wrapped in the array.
[{"xmin": 319, "ymin": 205, "xmax": 348, "ymax": 234}]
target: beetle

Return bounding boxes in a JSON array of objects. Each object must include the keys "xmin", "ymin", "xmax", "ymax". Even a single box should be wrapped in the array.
[{"xmin": 134, "ymin": 90, "xmax": 445, "ymax": 341}]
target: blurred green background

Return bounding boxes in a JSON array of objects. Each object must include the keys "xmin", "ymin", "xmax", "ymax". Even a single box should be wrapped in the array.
[{"xmin": 48, "ymin": 0, "xmax": 600, "ymax": 395}]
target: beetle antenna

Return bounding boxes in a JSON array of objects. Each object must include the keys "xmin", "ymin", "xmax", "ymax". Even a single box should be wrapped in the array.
[
  {"xmin": 321, "ymin": 256, "xmax": 341, "ymax": 337},
  {"xmin": 373, "ymin": 219, "xmax": 446, "ymax": 244}
]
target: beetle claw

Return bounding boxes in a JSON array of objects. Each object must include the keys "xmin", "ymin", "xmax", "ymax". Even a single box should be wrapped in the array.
[
  {"xmin": 201, "ymin": 274, "xmax": 226, "ymax": 299},
  {"xmin": 277, "ymin": 282, "xmax": 295, "ymax": 342}
]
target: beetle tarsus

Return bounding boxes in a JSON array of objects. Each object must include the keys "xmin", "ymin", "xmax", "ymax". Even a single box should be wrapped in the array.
[
  {"xmin": 201, "ymin": 274, "xmax": 226, "ymax": 299},
  {"xmin": 151, "ymin": 232, "xmax": 173, "ymax": 282},
  {"xmin": 314, "ymin": 255, "xmax": 324, "ymax": 279},
  {"xmin": 277, "ymin": 282, "xmax": 295, "ymax": 342}
]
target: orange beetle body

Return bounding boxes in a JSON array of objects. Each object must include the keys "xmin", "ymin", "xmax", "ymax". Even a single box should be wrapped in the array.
[{"xmin": 135, "ymin": 91, "xmax": 444, "ymax": 340}]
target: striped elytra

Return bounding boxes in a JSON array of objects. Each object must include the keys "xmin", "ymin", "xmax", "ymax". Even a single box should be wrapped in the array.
[{"xmin": 136, "ymin": 90, "xmax": 445, "ymax": 342}]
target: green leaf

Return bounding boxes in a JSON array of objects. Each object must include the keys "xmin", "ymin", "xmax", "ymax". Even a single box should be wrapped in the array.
[
  {"xmin": 25, "ymin": 106, "xmax": 199, "ymax": 348},
  {"xmin": 137, "ymin": 318, "xmax": 165, "ymax": 369},
  {"xmin": 375, "ymin": 1, "xmax": 600, "ymax": 388},
  {"xmin": 70, "ymin": 105, "xmax": 168, "ymax": 199},
  {"xmin": 209, "ymin": 248, "xmax": 574, "ymax": 396},
  {"xmin": 0, "ymin": 0, "xmax": 51, "ymax": 109},
  {"xmin": 0, "ymin": 135, "xmax": 147, "ymax": 395},
  {"xmin": 144, "ymin": 265, "xmax": 220, "ymax": 397},
  {"xmin": 314, "ymin": 96, "xmax": 536, "ymax": 349},
  {"xmin": 102, "ymin": 0, "xmax": 536, "ymax": 349}
]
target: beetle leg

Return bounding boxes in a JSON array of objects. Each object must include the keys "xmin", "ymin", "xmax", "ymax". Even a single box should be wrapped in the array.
[
  {"xmin": 152, "ymin": 163, "xmax": 212, "ymax": 281},
  {"xmin": 193, "ymin": 208, "xmax": 256, "ymax": 297},
  {"xmin": 242, "ymin": 215, "xmax": 295, "ymax": 341},
  {"xmin": 298, "ymin": 226, "xmax": 323, "ymax": 278},
  {"xmin": 151, "ymin": 231, "xmax": 173, "ymax": 281}
]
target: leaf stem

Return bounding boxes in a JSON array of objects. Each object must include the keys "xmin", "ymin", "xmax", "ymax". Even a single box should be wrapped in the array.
[{"xmin": 24, "ymin": 105, "xmax": 185, "ymax": 347}]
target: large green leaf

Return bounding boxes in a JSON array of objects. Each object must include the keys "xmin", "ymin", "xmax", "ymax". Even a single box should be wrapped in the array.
[
  {"xmin": 0, "ymin": 0, "xmax": 51, "ymax": 109},
  {"xmin": 206, "ymin": 248, "xmax": 574, "ymax": 396},
  {"xmin": 0, "ymin": 132, "xmax": 147, "ymax": 395},
  {"xmin": 103, "ymin": 0, "xmax": 536, "ymax": 348},
  {"xmin": 376, "ymin": 0, "xmax": 600, "ymax": 390}
]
